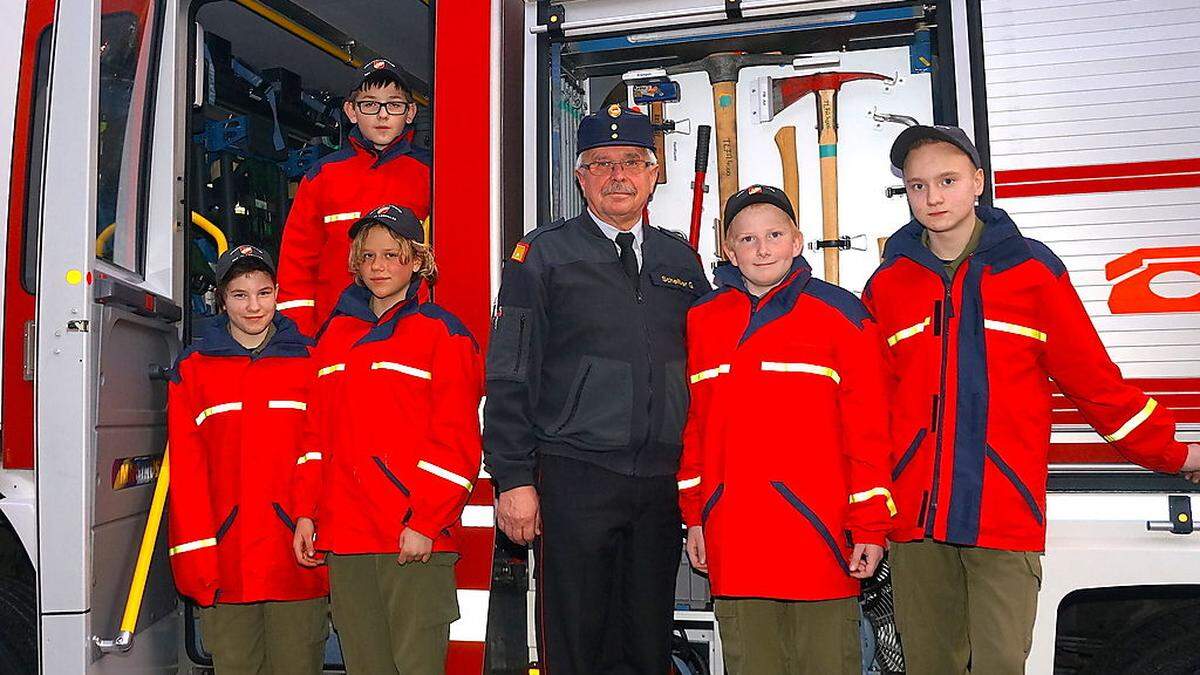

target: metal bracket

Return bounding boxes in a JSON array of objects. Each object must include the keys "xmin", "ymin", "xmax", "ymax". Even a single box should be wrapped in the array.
[
  {"xmin": 725, "ymin": 0, "xmax": 743, "ymax": 20},
  {"xmin": 538, "ymin": 2, "xmax": 565, "ymax": 36},
  {"xmin": 885, "ymin": 185, "xmax": 907, "ymax": 198},
  {"xmin": 809, "ymin": 234, "xmax": 868, "ymax": 252},
  {"xmin": 1148, "ymin": 495, "xmax": 1194, "ymax": 534}
]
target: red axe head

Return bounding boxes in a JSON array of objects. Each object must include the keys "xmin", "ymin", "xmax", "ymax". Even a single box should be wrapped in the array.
[{"xmin": 763, "ymin": 71, "xmax": 892, "ymax": 120}]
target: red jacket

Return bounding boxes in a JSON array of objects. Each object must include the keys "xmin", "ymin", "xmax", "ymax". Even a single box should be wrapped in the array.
[
  {"xmin": 678, "ymin": 258, "xmax": 894, "ymax": 601},
  {"xmin": 276, "ymin": 129, "xmax": 431, "ymax": 335},
  {"xmin": 863, "ymin": 206, "xmax": 1186, "ymax": 552},
  {"xmin": 294, "ymin": 281, "xmax": 483, "ymax": 555},
  {"xmin": 167, "ymin": 315, "xmax": 328, "ymax": 606}
]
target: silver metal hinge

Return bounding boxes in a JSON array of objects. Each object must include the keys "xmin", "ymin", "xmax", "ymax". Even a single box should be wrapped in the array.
[{"xmin": 22, "ymin": 320, "xmax": 35, "ymax": 381}]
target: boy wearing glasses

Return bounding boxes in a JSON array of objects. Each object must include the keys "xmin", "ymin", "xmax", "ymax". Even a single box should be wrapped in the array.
[{"xmin": 276, "ymin": 59, "xmax": 431, "ymax": 336}]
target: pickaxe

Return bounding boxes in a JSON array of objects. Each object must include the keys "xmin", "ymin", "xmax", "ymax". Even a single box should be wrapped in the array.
[
  {"xmin": 666, "ymin": 52, "xmax": 800, "ymax": 248},
  {"xmin": 761, "ymin": 71, "xmax": 893, "ymax": 284}
]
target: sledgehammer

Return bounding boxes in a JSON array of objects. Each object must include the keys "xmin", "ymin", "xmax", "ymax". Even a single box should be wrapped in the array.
[
  {"xmin": 761, "ymin": 71, "xmax": 893, "ymax": 284},
  {"xmin": 666, "ymin": 52, "xmax": 800, "ymax": 248}
]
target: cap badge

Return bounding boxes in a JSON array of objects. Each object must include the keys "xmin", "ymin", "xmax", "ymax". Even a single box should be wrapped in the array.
[
  {"xmin": 748, "ymin": 185, "xmax": 763, "ymax": 195},
  {"xmin": 371, "ymin": 59, "xmax": 389, "ymax": 69},
  {"xmin": 607, "ymin": 104, "xmax": 622, "ymax": 118},
  {"xmin": 239, "ymin": 245, "xmax": 254, "ymax": 255}
]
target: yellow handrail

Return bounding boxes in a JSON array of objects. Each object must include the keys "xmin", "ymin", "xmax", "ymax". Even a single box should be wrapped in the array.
[
  {"xmin": 191, "ymin": 211, "xmax": 229, "ymax": 256},
  {"xmin": 95, "ymin": 223, "xmax": 116, "ymax": 257},
  {"xmin": 93, "ymin": 446, "xmax": 171, "ymax": 653},
  {"xmin": 234, "ymin": 0, "xmax": 363, "ymax": 68}
]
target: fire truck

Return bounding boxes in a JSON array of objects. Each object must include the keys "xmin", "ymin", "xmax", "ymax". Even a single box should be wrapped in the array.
[{"xmin": 0, "ymin": 0, "xmax": 1198, "ymax": 673}]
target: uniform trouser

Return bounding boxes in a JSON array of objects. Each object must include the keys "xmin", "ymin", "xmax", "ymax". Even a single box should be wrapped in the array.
[
  {"xmin": 714, "ymin": 596, "xmax": 862, "ymax": 675},
  {"xmin": 535, "ymin": 454, "xmax": 682, "ymax": 675},
  {"xmin": 327, "ymin": 552, "xmax": 460, "ymax": 675},
  {"xmin": 890, "ymin": 540, "xmax": 1043, "ymax": 675},
  {"xmin": 198, "ymin": 597, "xmax": 329, "ymax": 675}
]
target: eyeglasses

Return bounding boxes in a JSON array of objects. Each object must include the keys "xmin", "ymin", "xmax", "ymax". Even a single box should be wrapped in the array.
[
  {"xmin": 354, "ymin": 100, "xmax": 414, "ymax": 116},
  {"xmin": 579, "ymin": 159, "xmax": 656, "ymax": 176}
]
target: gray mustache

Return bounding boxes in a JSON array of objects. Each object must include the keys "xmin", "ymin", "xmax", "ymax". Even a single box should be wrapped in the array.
[{"xmin": 602, "ymin": 182, "xmax": 637, "ymax": 196}]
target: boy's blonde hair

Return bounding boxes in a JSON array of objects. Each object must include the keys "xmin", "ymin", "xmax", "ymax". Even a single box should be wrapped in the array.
[{"xmin": 348, "ymin": 223, "xmax": 438, "ymax": 285}]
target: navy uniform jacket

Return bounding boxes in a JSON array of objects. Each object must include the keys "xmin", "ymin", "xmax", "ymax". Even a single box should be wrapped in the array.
[{"xmin": 483, "ymin": 212, "xmax": 711, "ymax": 492}]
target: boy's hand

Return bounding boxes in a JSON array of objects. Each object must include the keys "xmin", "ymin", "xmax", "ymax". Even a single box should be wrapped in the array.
[
  {"xmin": 685, "ymin": 525, "xmax": 707, "ymax": 573},
  {"xmin": 848, "ymin": 543, "xmax": 884, "ymax": 579},
  {"xmin": 497, "ymin": 486, "xmax": 541, "ymax": 546},
  {"xmin": 1180, "ymin": 443, "xmax": 1200, "ymax": 478},
  {"xmin": 398, "ymin": 527, "xmax": 433, "ymax": 565},
  {"xmin": 293, "ymin": 517, "xmax": 323, "ymax": 567}
]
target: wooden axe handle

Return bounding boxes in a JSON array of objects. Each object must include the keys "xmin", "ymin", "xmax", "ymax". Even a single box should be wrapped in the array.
[
  {"xmin": 711, "ymin": 80, "xmax": 739, "ymax": 251},
  {"xmin": 816, "ymin": 89, "xmax": 840, "ymax": 285},
  {"xmin": 774, "ymin": 127, "xmax": 800, "ymax": 220},
  {"xmin": 650, "ymin": 102, "xmax": 667, "ymax": 184}
]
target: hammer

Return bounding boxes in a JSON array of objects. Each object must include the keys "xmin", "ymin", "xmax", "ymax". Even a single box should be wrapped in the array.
[
  {"xmin": 761, "ymin": 71, "xmax": 893, "ymax": 284},
  {"xmin": 666, "ymin": 52, "xmax": 800, "ymax": 246}
]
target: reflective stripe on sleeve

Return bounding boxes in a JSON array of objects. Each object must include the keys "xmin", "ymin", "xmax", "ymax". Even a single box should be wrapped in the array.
[
  {"xmin": 268, "ymin": 400, "xmax": 307, "ymax": 411},
  {"xmin": 689, "ymin": 364, "xmax": 730, "ymax": 384},
  {"xmin": 1103, "ymin": 398, "xmax": 1159, "ymax": 443},
  {"xmin": 761, "ymin": 361, "xmax": 841, "ymax": 384},
  {"xmin": 323, "ymin": 211, "xmax": 361, "ymax": 223},
  {"xmin": 887, "ymin": 317, "xmax": 931, "ymax": 347},
  {"xmin": 296, "ymin": 451, "xmax": 323, "ymax": 465},
  {"xmin": 678, "ymin": 476, "xmax": 701, "ymax": 491},
  {"xmin": 849, "ymin": 487, "xmax": 898, "ymax": 517},
  {"xmin": 194, "ymin": 402, "xmax": 242, "ymax": 426},
  {"xmin": 317, "ymin": 363, "xmax": 346, "ymax": 377},
  {"xmin": 371, "ymin": 361, "xmax": 432, "ymax": 380},
  {"xmin": 276, "ymin": 299, "xmax": 316, "ymax": 311},
  {"xmin": 169, "ymin": 537, "xmax": 217, "ymax": 556},
  {"xmin": 984, "ymin": 319, "xmax": 1047, "ymax": 342},
  {"xmin": 417, "ymin": 460, "xmax": 473, "ymax": 491}
]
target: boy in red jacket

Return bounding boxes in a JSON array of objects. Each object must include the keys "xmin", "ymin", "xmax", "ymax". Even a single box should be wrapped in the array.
[
  {"xmin": 864, "ymin": 126, "xmax": 1200, "ymax": 673},
  {"xmin": 678, "ymin": 185, "xmax": 894, "ymax": 674},
  {"xmin": 168, "ymin": 245, "xmax": 329, "ymax": 674},
  {"xmin": 291, "ymin": 204, "xmax": 483, "ymax": 673},
  {"xmin": 276, "ymin": 59, "xmax": 431, "ymax": 336}
]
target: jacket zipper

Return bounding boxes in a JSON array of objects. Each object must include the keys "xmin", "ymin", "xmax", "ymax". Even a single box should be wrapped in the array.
[
  {"xmin": 513, "ymin": 314, "xmax": 527, "ymax": 376},
  {"xmin": 926, "ymin": 263, "xmax": 961, "ymax": 538}
]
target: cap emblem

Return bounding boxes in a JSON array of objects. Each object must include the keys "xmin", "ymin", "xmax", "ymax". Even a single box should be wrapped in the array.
[{"xmin": 607, "ymin": 104, "xmax": 622, "ymax": 118}]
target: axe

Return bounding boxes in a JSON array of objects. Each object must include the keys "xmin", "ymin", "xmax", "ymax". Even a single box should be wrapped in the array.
[
  {"xmin": 761, "ymin": 71, "xmax": 893, "ymax": 284},
  {"xmin": 666, "ymin": 52, "xmax": 800, "ymax": 250}
]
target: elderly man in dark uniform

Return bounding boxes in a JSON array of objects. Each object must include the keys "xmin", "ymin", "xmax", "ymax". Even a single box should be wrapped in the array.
[{"xmin": 484, "ymin": 106, "xmax": 710, "ymax": 673}]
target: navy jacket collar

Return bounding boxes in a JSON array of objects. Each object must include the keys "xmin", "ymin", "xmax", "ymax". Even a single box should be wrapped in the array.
[
  {"xmin": 883, "ymin": 205, "xmax": 1024, "ymax": 277},
  {"xmin": 192, "ymin": 313, "xmax": 312, "ymax": 360},
  {"xmin": 329, "ymin": 278, "xmax": 424, "ymax": 345},
  {"xmin": 714, "ymin": 256, "xmax": 813, "ymax": 345},
  {"xmin": 348, "ymin": 127, "xmax": 415, "ymax": 168}
]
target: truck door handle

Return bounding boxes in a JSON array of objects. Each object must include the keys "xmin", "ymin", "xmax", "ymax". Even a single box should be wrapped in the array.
[{"xmin": 1146, "ymin": 495, "xmax": 1194, "ymax": 534}]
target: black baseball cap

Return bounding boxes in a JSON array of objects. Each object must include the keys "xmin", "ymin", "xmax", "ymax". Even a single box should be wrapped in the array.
[
  {"xmin": 352, "ymin": 58, "xmax": 409, "ymax": 94},
  {"xmin": 215, "ymin": 244, "xmax": 275, "ymax": 285},
  {"xmin": 723, "ymin": 184, "xmax": 796, "ymax": 227},
  {"xmin": 890, "ymin": 125, "xmax": 981, "ymax": 171},
  {"xmin": 348, "ymin": 204, "xmax": 425, "ymax": 244},
  {"xmin": 577, "ymin": 105, "xmax": 655, "ymax": 153}
]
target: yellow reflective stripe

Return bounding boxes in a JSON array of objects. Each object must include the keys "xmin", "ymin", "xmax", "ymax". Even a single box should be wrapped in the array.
[
  {"xmin": 887, "ymin": 317, "xmax": 931, "ymax": 347},
  {"xmin": 417, "ymin": 460, "xmax": 473, "ymax": 491},
  {"xmin": 323, "ymin": 211, "xmax": 361, "ymax": 223},
  {"xmin": 268, "ymin": 400, "xmax": 307, "ymax": 411},
  {"xmin": 371, "ymin": 361, "xmax": 432, "ymax": 380},
  {"xmin": 849, "ymin": 487, "xmax": 898, "ymax": 517},
  {"xmin": 168, "ymin": 538, "xmax": 217, "ymax": 556},
  {"xmin": 296, "ymin": 451, "xmax": 323, "ymax": 465},
  {"xmin": 1104, "ymin": 398, "xmax": 1159, "ymax": 443},
  {"xmin": 761, "ymin": 361, "xmax": 841, "ymax": 384},
  {"xmin": 689, "ymin": 364, "xmax": 730, "ymax": 384},
  {"xmin": 317, "ymin": 363, "xmax": 346, "ymax": 377},
  {"xmin": 194, "ymin": 402, "xmax": 242, "ymax": 426},
  {"xmin": 984, "ymin": 319, "xmax": 1047, "ymax": 342},
  {"xmin": 677, "ymin": 476, "xmax": 701, "ymax": 491},
  {"xmin": 276, "ymin": 299, "xmax": 315, "ymax": 311}
]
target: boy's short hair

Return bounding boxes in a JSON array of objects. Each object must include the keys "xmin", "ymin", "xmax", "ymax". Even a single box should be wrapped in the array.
[
  {"xmin": 215, "ymin": 257, "xmax": 276, "ymax": 311},
  {"xmin": 347, "ymin": 222, "xmax": 438, "ymax": 286}
]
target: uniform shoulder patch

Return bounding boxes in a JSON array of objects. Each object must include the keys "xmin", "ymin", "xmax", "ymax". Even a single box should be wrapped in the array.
[
  {"xmin": 510, "ymin": 242, "xmax": 530, "ymax": 263},
  {"xmin": 509, "ymin": 219, "xmax": 569, "ymax": 262}
]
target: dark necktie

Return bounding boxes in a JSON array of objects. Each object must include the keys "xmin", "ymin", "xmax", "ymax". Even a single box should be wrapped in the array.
[{"xmin": 615, "ymin": 232, "xmax": 640, "ymax": 291}]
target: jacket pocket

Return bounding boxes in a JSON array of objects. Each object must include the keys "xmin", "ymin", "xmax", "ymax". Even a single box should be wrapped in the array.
[
  {"xmin": 272, "ymin": 502, "xmax": 296, "ymax": 532},
  {"xmin": 373, "ymin": 456, "xmax": 411, "ymax": 497},
  {"xmin": 486, "ymin": 306, "xmax": 532, "ymax": 383},
  {"xmin": 701, "ymin": 483, "xmax": 724, "ymax": 525},
  {"xmin": 985, "ymin": 445, "xmax": 1044, "ymax": 526},
  {"xmin": 216, "ymin": 506, "xmax": 239, "ymax": 542},
  {"xmin": 892, "ymin": 428, "xmax": 928, "ymax": 481},
  {"xmin": 770, "ymin": 482, "xmax": 849, "ymax": 572},
  {"xmin": 658, "ymin": 360, "xmax": 688, "ymax": 444},
  {"xmin": 550, "ymin": 355, "xmax": 632, "ymax": 447}
]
